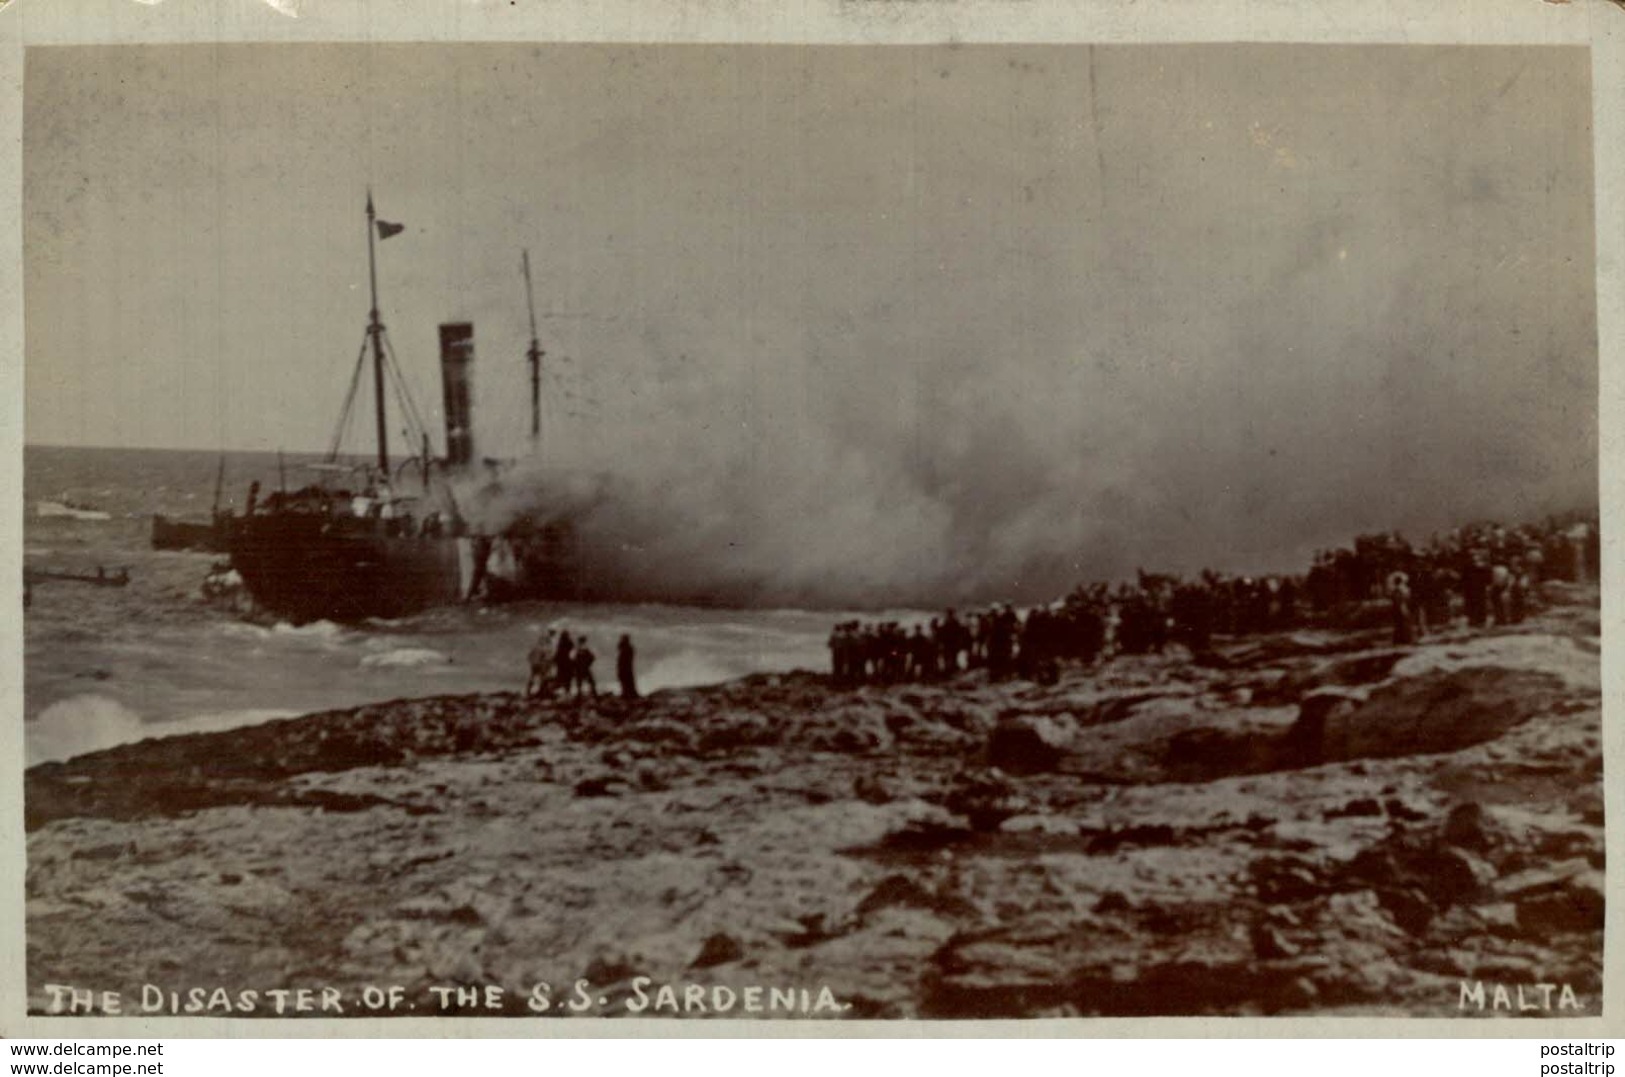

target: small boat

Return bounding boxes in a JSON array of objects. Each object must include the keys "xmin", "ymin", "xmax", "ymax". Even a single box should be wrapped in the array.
[
  {"xmin": 37, "ymin": 499, "xmax": 111, "ymax": 521},
  {"xmin": 151, "ymin": 513, "xmax": 227, "ymax": 552},
  {"xmin": 24, "ymin": 566, "xmax": 131, "ymax": 588},
  {"xmin": 154, "ymin": 457, "xmax": 231, "ymax": 552}
]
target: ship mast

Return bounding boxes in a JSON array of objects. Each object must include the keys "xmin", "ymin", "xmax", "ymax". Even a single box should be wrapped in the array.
[
  {"xmin": 325, "ymin": 192, "xmax": 430, "ymax": 478},
  {"xmin": 366, "ymin": 190, "xmax": 389, "ymax": 476},
  {"xmin": 521, "ymin": 249, "xmax": 544, "ymax": 446}
]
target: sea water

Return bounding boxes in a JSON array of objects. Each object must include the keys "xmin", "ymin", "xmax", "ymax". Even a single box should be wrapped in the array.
[{"xmin": 22, "ymin": 446, "xmax": 897, "ymax": 766}]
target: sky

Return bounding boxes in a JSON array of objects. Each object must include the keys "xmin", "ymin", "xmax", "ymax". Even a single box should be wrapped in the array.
[{"xmin": 23, "ymin": 43, "xmax": 1598, "ymax": 601}]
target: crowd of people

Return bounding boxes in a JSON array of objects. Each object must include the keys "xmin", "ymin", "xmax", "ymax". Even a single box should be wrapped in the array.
[
  {"xmin": 828, "ymin": 513, "xmax": 1600, "ymax": 688},
  {"xmin": 526, "ymin": 628, "xmax": 640, "ymax": 700},
  {"xmin": 828, "ymin": 607, "xmax": 1067, "ymax": 687}
]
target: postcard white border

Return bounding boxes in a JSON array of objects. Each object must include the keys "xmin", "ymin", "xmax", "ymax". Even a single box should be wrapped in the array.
[{"xmin": 0, "ymin": 0, "xmax": 1618, "ymax": 1040}]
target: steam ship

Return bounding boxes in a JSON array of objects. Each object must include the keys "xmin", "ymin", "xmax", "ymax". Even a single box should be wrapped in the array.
[{"xmin": 225, "ymin": 195, "xmax": 581, "ymax": 624}]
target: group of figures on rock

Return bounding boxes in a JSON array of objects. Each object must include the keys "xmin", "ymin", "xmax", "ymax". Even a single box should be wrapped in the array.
[
  {"xmin": 525, "ymin": 628, "xmax": 639, "ymax": 701},
  {"xmin": 828, "ymin": 513, "xmax": 1600, "ymax": 689}
]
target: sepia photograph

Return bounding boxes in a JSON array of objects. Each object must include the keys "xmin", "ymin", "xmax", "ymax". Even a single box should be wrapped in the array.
[{"xmin": 16, "ymin": 36, "xmax": 1604, "ymax": 1024}]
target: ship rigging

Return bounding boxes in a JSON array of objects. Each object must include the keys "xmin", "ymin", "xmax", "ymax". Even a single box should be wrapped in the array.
[{"xmin": 325, "ymin": 191, "xmax": 437, "ymax": 489}]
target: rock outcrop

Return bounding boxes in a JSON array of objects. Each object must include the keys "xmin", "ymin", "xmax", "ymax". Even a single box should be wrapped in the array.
[{"xmin": 25, "ymin": 596, "xmax": 1602, "ymax": 1018}]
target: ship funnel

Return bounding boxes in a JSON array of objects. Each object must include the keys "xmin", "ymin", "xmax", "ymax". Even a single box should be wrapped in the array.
[{"xmin": 439, "ymin": 322, "xmax": 476, "ymax": 468}]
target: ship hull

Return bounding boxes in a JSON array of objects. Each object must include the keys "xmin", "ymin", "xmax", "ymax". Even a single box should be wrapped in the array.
[
  {"xmin": 228, "ymin": 514, "xmax": 468, "ymax": 623},
  {"xmin": 227, "ymin": 513, "xmax": 583, "ymax": 624}
]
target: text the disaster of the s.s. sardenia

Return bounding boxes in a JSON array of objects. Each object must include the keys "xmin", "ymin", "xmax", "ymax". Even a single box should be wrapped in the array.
[{"xmin": 40, "ymin": 979, "xmax": 853, "ymax": 1017}]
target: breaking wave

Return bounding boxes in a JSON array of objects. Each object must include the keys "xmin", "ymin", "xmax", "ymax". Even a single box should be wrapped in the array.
[{"xmin": 27, "ymin": 694, "xmax": 299, "ymax": 766}]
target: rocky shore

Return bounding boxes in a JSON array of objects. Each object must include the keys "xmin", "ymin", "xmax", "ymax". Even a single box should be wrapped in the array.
[{"xmin": 25, "ymin": 587, "xmax": 1602, "ymax": 1019}]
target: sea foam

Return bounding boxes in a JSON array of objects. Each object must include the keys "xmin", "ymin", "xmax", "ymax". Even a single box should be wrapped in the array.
[
  {"xmin": 27, "ymin": 694, "xmax": 299, "ymax": 767},
  {"xmin": 360, "ymin": 648, "xmax": 452, "ymax": 669},
  {"xmin": 271, "ymin": 619, "xmax": 345, "ymax": 641}
]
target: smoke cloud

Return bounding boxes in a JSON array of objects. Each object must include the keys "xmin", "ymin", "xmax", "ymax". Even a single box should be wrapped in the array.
[
  {"xmin": 425, "ymin": 47, "xmax": 1596, "ymax": 610},
  {"xmin": 27, "ymin": 44, "xmax": 1599, "ymax": 609}
]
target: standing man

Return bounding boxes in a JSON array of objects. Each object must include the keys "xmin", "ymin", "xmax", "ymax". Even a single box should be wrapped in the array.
[
  {"xmin": 828, "ymin": 623, "xmax": 847, "ymax": 686},
  {"xmin": 939, "ymin": 609, "xmax": 966, "ymax": 674},
  {"xmin": 573, "ymin": 637, "xmax": 599, "ymax": 699},
  {"xmin": 617, "ymin": 634, "xmax": 639, "ymax": 700},
  {"xmin": 553, "ymin": 630, "xmax": 575, "ymax": 695},
  {"xmin": 987, "ymin": 606, "xmax": 1015, "ymax": 680},
  {"xmin": 525, "ymin": 629, "xmax": 556, "ymax": 698},
  {"xmin": 1388, "ymin": 570, "xmax": 1416, "ymax": 646},
  {"xmin": 1490, "ymin": 561, "xmax": 1512, "ymax": 626}
]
